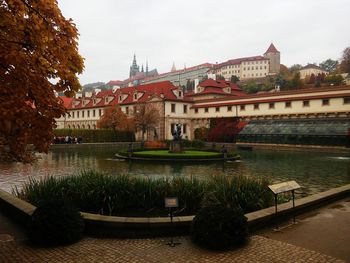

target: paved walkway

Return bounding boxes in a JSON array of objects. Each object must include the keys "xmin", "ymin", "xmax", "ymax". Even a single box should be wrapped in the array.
[
  {"xmin": 0, "ymin": 235, "xmax": 344, "ymax": 263},
  {"xmin": 0, "ymin": 199, "xmax": 349, "ymax": 262}
]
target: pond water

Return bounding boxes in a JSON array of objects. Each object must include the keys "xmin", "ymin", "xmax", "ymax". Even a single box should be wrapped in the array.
[{"xmin": 0, "ymin": 147, "xmax": 349, "ymax": 197}]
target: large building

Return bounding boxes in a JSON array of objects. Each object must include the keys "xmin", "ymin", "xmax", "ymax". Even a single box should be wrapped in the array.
[
  {"xmin": 107, "ymin": 43, "xmax": 281, "ymax": 89},
  {"xmin": 210, "ymin": 43, "xmax": 280, "ymax": 80},
  {"xmin": 299, "ymin": 64, "xmax": 328, "ymax": 79},
  {"xmin": 58, "ymin": 80, "xmax": 350, "ymax": 142}
]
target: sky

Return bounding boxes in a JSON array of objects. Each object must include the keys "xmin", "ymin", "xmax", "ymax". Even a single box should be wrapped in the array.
[{"xmin": 58, "ymin": 0, "xmax": 350, "ymax": 85}]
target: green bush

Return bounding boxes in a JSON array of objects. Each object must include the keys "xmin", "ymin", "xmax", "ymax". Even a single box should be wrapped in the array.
[
  {"xmin": 15, "ymin": 170, "xmax": 273, "ymax": 217},
  {"xmin": 191, "ymin": 205, "xmax": 248, "ymax": 250},
  {"xmin": 28, "ymin": 199, "xmax": 84, "ymax": 246}
]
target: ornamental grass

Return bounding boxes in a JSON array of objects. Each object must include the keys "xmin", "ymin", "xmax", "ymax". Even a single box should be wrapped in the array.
[{"xmin": 14, "ymin": 170, "xmax": 273, "ymax": 216}]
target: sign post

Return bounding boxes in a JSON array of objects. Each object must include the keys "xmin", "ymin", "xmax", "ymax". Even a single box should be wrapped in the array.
[
  {"xmin": 165, "ymin": 197, "xmax": 181, "ymax": 247},
  {"xmin": 268, "ymin": 180, "xmax": 301, "ymax": 227}
]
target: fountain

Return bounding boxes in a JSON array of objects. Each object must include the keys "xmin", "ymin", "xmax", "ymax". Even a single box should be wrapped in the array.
[{"xmin": 115, "ymin": 124, "xmax": 239, "ymax": 162}]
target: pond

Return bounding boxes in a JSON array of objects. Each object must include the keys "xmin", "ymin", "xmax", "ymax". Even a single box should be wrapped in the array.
[{"xmin": 0, "ymin": 147, "xmax": 349, "ymax": 197}]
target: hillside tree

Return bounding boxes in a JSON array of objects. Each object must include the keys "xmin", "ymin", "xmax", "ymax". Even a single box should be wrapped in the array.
[
  {"xmin": 340, "ymin": 47, "xmax": 350, "ymax": 73},
  {"xmin": 319, "ymin": 59, "xmax": 338, "ymax": 73},
  {"xmin": 0, "ymin": 0, "xmax": 84, "ymax": 162}
]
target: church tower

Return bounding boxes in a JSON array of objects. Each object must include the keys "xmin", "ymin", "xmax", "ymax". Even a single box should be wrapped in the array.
[
  {"xmin": 264, "ymin": 43, "xmax": 280, "ymax": 74},
  {"xmin": 129, "ymin": 54, "xmax": 140, "ymax": 78}
]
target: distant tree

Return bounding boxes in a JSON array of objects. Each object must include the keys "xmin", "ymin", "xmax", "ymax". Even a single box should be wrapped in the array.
[
  {"xmin": 0, "ymin": 0, "xmax": 84, "ymax": 162},
  {"xmin": 340, "ymin": 47, "xmax": 350, "ymax": 73},
  {"xmin": 319, "ymin": 59, "xmax": 338, "ymax": 73},
  {"xmin": 186, "ymin": 80, "xmax": 194, "ymax": 91},
  {"xmin": 230, "ymin": 75, "xmax": 240, "ymax": 83},
  {"xmin": 194, "ymin": 127, "xmax": 209, "ymax": 141},
  {"xmin": 324, "ymin": 74, "xmax": 344, "ymax": 86},
  {"xmin": 97, "ymin": 106, "xmax": 131, "ymax": 134},
  {"xmin": 289, "ymin": 64, "xmax": 303, "ymax": 73},
  {"xmin": 200, "ymin": 75, "xmax": 208, "ymax": 82},
  {"xmin": 216, "ymin": 74, "xmax": 225, "ymax": 80},
  {"xmin": 133, "ymin": 103, "xmax": 160, "ymax": 142},
  {"xmin": 279, "ymin": 64, "xmax": 291, "ymax": 77},
  {"xmin": 309, "ymin": 73, "xmax": 316, "ymax": 84}
]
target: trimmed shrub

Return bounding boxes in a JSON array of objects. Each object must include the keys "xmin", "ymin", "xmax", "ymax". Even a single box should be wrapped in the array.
[
  {"xmin": 28, "ymin": 199, "xmax": 85, "ymax": 246},
  {"xmin": 191, "ymin": 205, "xmax": 248, "ymax": 250}
]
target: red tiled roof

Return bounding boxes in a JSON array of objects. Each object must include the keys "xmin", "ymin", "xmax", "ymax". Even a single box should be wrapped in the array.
[
  {"xmin": 65, "ymin": 81, "xmax": 180, "ymax": 109},
  {"xmin": 58, "ymin": 96, "xmax": 73, "ymax": 108},
  {"xmin": 264, "ymin": 43, "xmax": 279, "ymax": 54}
]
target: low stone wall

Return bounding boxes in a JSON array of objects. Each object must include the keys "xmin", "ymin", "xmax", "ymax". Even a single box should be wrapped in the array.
[{"xmin": 1, "ymin": 184, "xmax": 349, "ymax": 237}]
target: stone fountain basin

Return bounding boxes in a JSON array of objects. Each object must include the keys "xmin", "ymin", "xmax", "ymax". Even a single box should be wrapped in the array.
[{"xmin": 115, "ymin": 149, "xmax": 240, "ymax": 162}]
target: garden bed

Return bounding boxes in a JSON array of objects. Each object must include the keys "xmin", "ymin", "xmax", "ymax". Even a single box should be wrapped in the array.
[{"xmin": 14, "ymin": 170, "xmax": 273, "ymax": 218}]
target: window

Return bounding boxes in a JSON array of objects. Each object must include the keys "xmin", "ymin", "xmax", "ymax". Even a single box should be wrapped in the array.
[
  {"xmin": 183, "ymin": 124, "xmax": 187, "ymax": 134},
  {"xmin": 215, "ymin": 107, "xmax": 220, "ymax": 112},
  {"xmin": 343, "ymin": 97, "xmax": 350, "ymax": 104},
  {"xmin": 93, "ymin": 110, "xmax": 95, "ymax": 117},
  {"xmin": 77, "ymin": 111, "xmax": 80, "ymax": 118},
  {"xmin": 269, "ymin": 103, "xmax": 275, "ymax": 109},
  {"xmin": 82, "ymin": 111, "xmax": 84, "ymax": 118},
  {"xmin": 87, "ymin": 110, "xmax": 90, "ymax": 117},
  {"xmin": 171, "ymin": 103, "xmax": 176, "ymax": 113},
  {"xmin": 285, "ymin": 101, "xmax": 292, "ymax": 108},
  {"xmin": 205, "ymin": 107, "xmax": 209, "ymax": 113},
  {"xmin": 72, "ymin": 112, "xmax": 75, "ymax": 118},
  {"xmin": 134, "ymin": 93, "xmax": 138, "ymax": 100},
  {"xmin": 240, "ymin": 105, "xmax": 245, "ymax": 111},
  {"xmin": 171, "ymin": 123, "xmax": 175, "ymax": 133},
  {"xmin": 322, "ymin": 99, "xmax": 329, "ymax": 106},
  {"xmin": 126, "ymin": 106, "xmax": 129, "ymax": 115},
  {"xmin": 227, "ymin": 106, "xmax": 232, "ymax": 112},
  {"xmin": 179, "ymin": 91, "xmax": 182, "ymax": 97},
  {"xmin": 194, "ymin": 108, "xmax": 198, "ymax": 113},
  {"xmin": 254, "ymin": 104, "xmax": 259, "ymax": 110},
  {"xmin": 303, "ymin": 100, "xmax": 310, "ymax": 107},
  {"xmin": 99, "ymin": 109, "xmax": 102, "ymax": 116},
  {"xmin": 183, "ymin": 105, "xmax": 187, "ymax": 114},
  {"xmin": 133, "ymin": 106, "xmax": 137, "ymax": 114}
]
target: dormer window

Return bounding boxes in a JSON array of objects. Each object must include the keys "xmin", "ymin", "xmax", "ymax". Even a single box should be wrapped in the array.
[
  {"xmin": 178, "ymin": 91, "xmax": 182, "ymax": 97},
  {"xmin": 134, "ymin": 93, "xmax": 138, "ymax": 100},
  {"xmin": 105, "ymin": 97, "xmax": 108, "ymax": 104},
  {"xmin": 119, "ymin": 95, "xmax": 122, "ymax": 101}
]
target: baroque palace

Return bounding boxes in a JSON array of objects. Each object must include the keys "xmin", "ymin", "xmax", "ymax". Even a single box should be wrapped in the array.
[{"xmin": 57, "ymin": 78, "xmax": 350, "ymax": 142}]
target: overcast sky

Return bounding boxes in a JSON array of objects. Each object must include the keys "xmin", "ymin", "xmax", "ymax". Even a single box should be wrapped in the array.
[{"xmin": 58, "ymin": 0, "xmax": 350, "ymax": 85}]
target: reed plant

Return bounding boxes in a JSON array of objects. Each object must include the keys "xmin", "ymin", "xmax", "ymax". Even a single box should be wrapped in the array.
[{"xmin": 15, "ymin": 170, "xmax": 273, "ymax": 216}]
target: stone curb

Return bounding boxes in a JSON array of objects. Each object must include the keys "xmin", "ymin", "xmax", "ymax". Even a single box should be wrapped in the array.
[{"xmin": 1, "ymin": 184, "xmax": 349, "ymax": 237}]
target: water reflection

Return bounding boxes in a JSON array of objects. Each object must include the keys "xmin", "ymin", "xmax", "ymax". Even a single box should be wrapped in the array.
[{"xmin": 0, "ymin": 148, "xmax": 349, "ymax": 196}]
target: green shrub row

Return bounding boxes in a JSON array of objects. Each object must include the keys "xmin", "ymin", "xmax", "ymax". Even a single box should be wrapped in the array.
[
  {"xmin": 53, "ymin": 129, "xmax": 135, "ymax": 143},
  {"xmin": 164, "ymin": 139, "xmax": 206, "ymax": 148},
  {"xmin": 15, "ymin": 170, "xmax": 273, "ymax": 216}
]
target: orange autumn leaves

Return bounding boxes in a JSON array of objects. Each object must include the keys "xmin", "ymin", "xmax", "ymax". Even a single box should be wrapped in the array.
[
  {"xmin": 0, "ymin": 0, "xmax": 84, "ymax": 162},
  {"xmin": 97, "ymin": 104, "xmax": 160, "ymax": 142}
]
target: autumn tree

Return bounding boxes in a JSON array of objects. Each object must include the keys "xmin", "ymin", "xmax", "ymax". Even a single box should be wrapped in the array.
[
  {"xmin": 97, "ymin": 105, "xmax": 132, "ymax": 133},
  {"xmin": 0, "ymin": 0, "xmax": 84, "ymax": 162},
  {"xmin": 133, "ymin": 103, "xmax": 160, "ymax": 142},
  {"xmin": 340, "ymin": 47, "xmax": 350, "ymax": 73}
]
